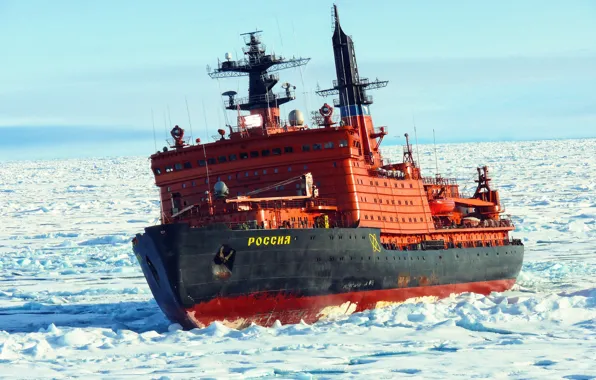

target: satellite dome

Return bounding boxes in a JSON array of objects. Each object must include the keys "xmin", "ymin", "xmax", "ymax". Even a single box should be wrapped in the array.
[
  {"xmin": 214, "ymin": 181, "xmax": 230, "ymax": 199},
  {"xmin": 288, "ymin": 110, "xmax": 304, "ymax": 126}
]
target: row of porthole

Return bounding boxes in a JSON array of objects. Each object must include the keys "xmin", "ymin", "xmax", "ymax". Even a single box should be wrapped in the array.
[
  {"xmin": 355, "ymin": 178, "xmax": 415, "ymax": 189},
  {"xmin": 315, "ymin": 250, "xmax": 517, "ymax": 262}
]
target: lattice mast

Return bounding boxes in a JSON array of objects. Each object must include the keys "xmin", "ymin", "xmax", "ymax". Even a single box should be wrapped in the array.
[{"xmin": 209, "ymin": 31, "xmax": 310, "ymax": 130}]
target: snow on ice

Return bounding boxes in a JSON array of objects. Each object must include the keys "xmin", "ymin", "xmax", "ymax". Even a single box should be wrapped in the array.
[{"xmin": 0, "ymin": 139, "xmax": 595, "ymax": 379}]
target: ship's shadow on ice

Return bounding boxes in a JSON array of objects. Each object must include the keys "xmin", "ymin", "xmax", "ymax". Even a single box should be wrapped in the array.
[{"xmin": 0, "ymin": 300, "xmax": 170, "ymax": 334}]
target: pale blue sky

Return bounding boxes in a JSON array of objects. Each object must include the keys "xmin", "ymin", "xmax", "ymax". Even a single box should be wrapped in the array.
[{"xmin": 0, "ymin": 0, "xmax": 595, "ymax": 160}]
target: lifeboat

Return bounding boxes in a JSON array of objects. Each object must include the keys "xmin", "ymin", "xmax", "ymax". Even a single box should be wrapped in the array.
[{"xmin": 429, "ymin": 198, "xmax": 456, "ymax": 215}]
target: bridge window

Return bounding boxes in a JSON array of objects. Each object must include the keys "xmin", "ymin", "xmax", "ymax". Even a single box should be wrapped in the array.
[
  {"xmin": 274, "ymin": 168, "xmax": 278, "ymax": 173},
  {"xmin": 339, "ymin": 140, "xmax": 348, "ymax": 147},
  {"xmin": 313, "ymin": 143, "xmax": 322, "ymax": 150},
  {"xmin": 288, "ymin": 166, "xmax": 292, "ymax": 172},
  {"xmin": 207, "ymin": 158, "xmax": 216, "ymax": 165},
  {"xmin": 154, "ymin": 168, "xmax": 162, "ymax": 175},
  {"xmin": 182, "ymin": 183, "xmax": 187, "ymax": 188},
  {"xmin": 174, "ymin": 163, "xmax": 183, "ymax": 171},
  {"xmin": 254, "ymin": 171, "xmax": 259, "ymax": 176},
  {"xmin": 191, "ymin": 181, "xmax": 196, "ymax": 187},
  {"xmin": 198, "ymin": 160, "xmax": 206, "ymax": 167},
  {"xmin": 261, "ymin": 149, "xmax": 270, "ymax": 157},
  {"xmin": 402, "ymin": 218, "xmax": 405, "ymax": 222},
  {"xmin": 263, "ymin": 169, "xmax": 267, "ymax": 174},
  {"xmin": 165, "ymin": 165, "xmax": 173, "ymax": 173},
  {"xmin": 245, "ymin": 172, "xmax": 249, "ymax": 177},
  {"xmin": 284, "ymin": 146, "xmax": 293, "ymax": 153},
  {"xmin": 271, "ymin": 148, "xmax": 281, "ymax": 155},
  {"xmin": 183, "ymin": 162, "xmax": 192, "ymax": 169},
  {"xmin": 324, "ymin": 142, "xmax": 334, "ymax": 149},
  {"xmin": 410, "ymin": 184, "xmax": 414, "ymax": 188},
  {"xmin": 218, "ymin": 156, "xmax": 227, "ymax": 163},
  {"xmin": 229, "ymin": 154, "xmax": 237, "ymax": 161},
  {"xmin": 240, "ymin": 152, "xmax": 248, "ymax": 159},
  {"xmin": 250, "ymin": 151, "xmax": 259, "ymax": 158},
  {"xmin": 365, "ymin": 215, "xmax": 368, "ymax": 220},
  {"xmin": 302, "ymin": 145, "xmax": 311, "ymax": 152}
]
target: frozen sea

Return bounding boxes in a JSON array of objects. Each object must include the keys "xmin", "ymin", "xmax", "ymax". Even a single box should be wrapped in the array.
[{"xmin": 1, "ymin": 138, "xmax": 595, "ymax": 379}]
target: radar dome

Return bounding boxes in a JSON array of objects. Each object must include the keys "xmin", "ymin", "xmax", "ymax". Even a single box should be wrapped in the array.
[
  {"xmin": 214, "ymin": 181, "xmax": 230, "ymax": 199},
  {"xmin": 288, "ymin": 110, "xmax": 304, "ymax": 126},
  {"xmin": 225, "ymin": 52, "xmax": 232, "ymax": 61}
]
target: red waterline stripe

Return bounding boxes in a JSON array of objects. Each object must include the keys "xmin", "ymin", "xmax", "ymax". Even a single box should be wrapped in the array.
[{"xmin": 184, "ymin": 279, "xmax": 516, "ymax": 328}]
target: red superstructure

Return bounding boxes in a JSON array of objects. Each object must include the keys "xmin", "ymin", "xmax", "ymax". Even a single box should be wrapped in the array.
[{"xmin": 149, "ymin": 7, "xmax": 514, "ymax": 253}]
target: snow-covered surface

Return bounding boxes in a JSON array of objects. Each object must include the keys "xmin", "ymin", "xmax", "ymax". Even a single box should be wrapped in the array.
[{"xmin": 1, "ymin": 138, "xmax": 595, "ymax": 379}]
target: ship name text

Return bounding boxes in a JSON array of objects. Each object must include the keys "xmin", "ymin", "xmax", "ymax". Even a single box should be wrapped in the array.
[{"xmin": 248, "ymin": 236, "xmax": 292, "ymax": 247}]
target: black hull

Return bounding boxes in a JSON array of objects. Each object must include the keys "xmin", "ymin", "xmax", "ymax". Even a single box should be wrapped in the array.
[{"xmin": 133, "ymin": 223, "xmax": 524, "ymax": 329}]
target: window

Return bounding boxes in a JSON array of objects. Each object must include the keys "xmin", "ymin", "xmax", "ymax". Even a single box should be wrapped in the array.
[
  {"xmin": 154, "ymin": 168, "xmax": 162, "ymax": 175},
  {"xmin": 182, "ymin": 183, "xmax": 187, "ymax": 188},
  {"xmin": 274, "ymin": 168, "xmax": 279, "ymax": 173},
  {"xmin": 245, "ymin": 172, "xmax": 249, "ymax": 177},
  {"xmin": 303, "ymin": 165, "xmax": 308, "ymax": 170},
  {"xmin": 333, "ymin": 162, "xmax": 337, "ymax": 168},
  {"xmin": 240, "ymin": 152, "xmax": 248, "ymax": 160},
  {"xmin": 228, "ymin": 175, "xmax": 232, "ymax": 180},
  {"xmin": 207, "ymin": 158, "xmax": 216, "ymax": 165},
  {"xmin": 218, "ymin": 156, "xmax": 227, "ymax": 163},
  {"xmin": 165, "ymin": 165, "xmax": 173, "ymax": 173},
  {"xmin": 174, "ymin": 163, "xmax": 183, "ymax": 171},
  {"xmin": 183, "ymin": 162, "xmax": 192, "ymax": 169},
  {"xmin": 302, "ymin": 145, "xmax": 310, "ymax": 152},
  {"xmin": 272, "ymin": 148, "xmax": 282, "ymax": 155},
  {"xmin": 263, "ymin": 169, "xmax": 267, "ymax": 174},
  {"xmin": 261, "ymin": 149, "xmax": 270, "ymax": 157},
  {"xmin": 313, "ymin": 143, "xmax": 322, "ymax": 150},
  {"xmin": 198, "ymin": 160, "xmax": 206, "ymax": 167},
  {"xmin": 324, "ymin": 142, "xmax": 334, "ymax": 149},
  {"xmin": 284, "ymin": 146, "xmax": 293, "ymax": 153},
  {"xmin": 254, "ymin": 171, "xmax": 259, "ymax": 176},
  {"xmin": 192, "ymin": 181, "xmax": 196, "ymax": 187},
  {"xmin": 288, "ymin": 166, "xmax": 292, "ymax": 172},
  {"xmin": 229, "ymin": 154, "xmax": 237, "ymax": 161},
  {"xmin": 339, "ymin": 140, "xmax": 348, "ymax": 148},
  {"xmin": 167, "ymin": 186, "xmax": 171, "ymax": 192},
  {"xmin": 250, "ymin": 151, "xmax": 259, "ymax": 158}
]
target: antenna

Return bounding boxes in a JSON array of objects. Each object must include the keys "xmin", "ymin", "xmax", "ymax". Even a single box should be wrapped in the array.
[
  {"xmin": 201, "ymin": 100, "xmax": 211, "ymax": 188},
  {"xmin": 151, "ymin": 108, "xmax": 157, "ymax": 151},
  {"xmin": 185, "ymin": 96, "xmax": 194, "ymax": 143},
  {"xmin": 167, "ymin": 105, "xmax": 172, "ymax": 126},
  {"xmin": 413, "ymin": 115, "xmax": 421, "ymax": 169},
  {"xmin": 162, "ymin": 111, "xmax": 168, "ymax": 139},
  {"xmin": 433, "ymin": 129, "xmax": 439, "ymax": 176}
]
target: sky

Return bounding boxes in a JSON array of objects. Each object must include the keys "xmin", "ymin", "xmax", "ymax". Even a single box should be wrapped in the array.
[{"xmin": 0, "ymin": 0, "xmax": 595, "ymax": 160}]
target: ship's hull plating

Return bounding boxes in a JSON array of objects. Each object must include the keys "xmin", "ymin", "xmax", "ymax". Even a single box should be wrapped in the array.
[{"xmin": 133, "ymin": 223, "xmax": 524, "ymax": 329}]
